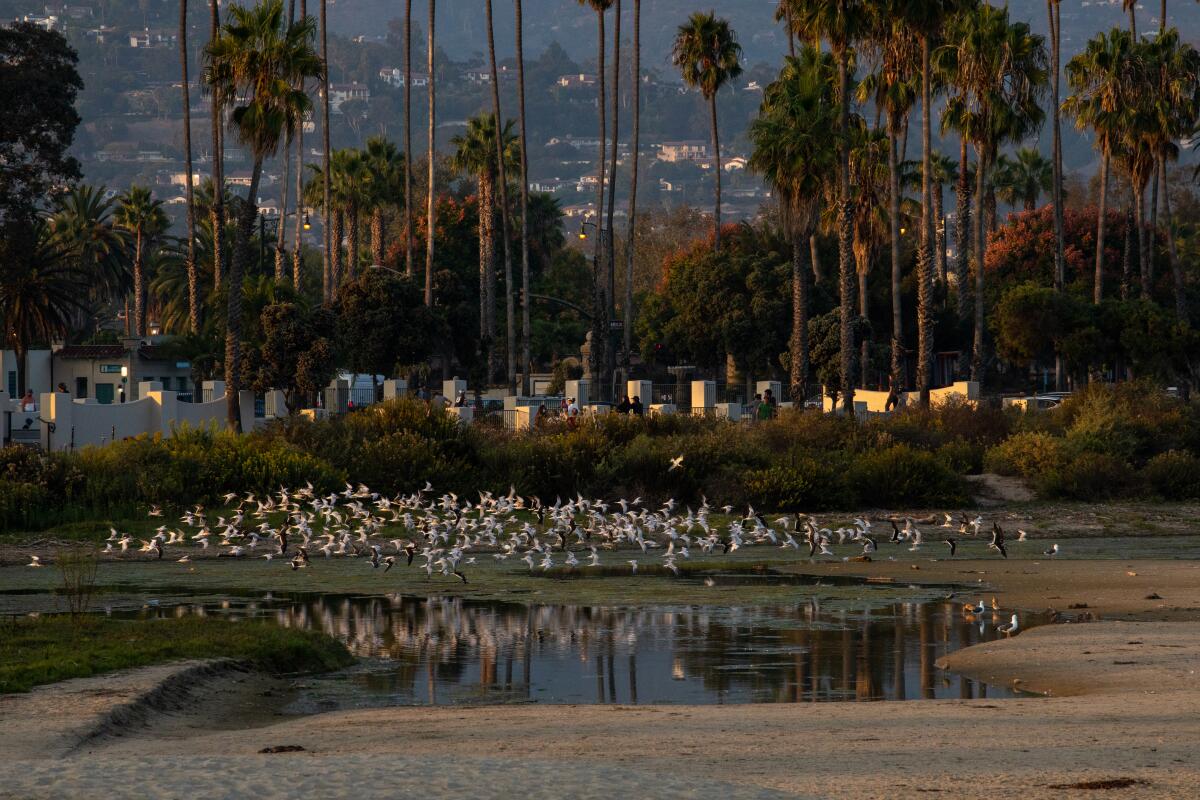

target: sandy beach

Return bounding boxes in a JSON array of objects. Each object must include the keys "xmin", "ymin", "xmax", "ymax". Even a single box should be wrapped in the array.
[{"xmin": 3, "ymin": 557, "xmax": 1199, "ymax": 799}]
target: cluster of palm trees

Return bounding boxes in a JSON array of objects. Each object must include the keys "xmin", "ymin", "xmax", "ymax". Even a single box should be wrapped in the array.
[{"xmin": 742, "ymin": 0, "xmax": 1198, "ymax": 410}]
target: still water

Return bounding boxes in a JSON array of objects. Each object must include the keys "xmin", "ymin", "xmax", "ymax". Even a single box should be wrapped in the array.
[{"xmin": 140, "ymin": 587, "xmax": 1045, "ymax": 708}]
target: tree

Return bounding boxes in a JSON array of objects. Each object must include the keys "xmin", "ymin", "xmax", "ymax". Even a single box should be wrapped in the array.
[
  {"xmin": 363, "ymin": 136, "xmax": 405, "ymax": 268},
  {"xmin": 0, "ymin": 221, "xmax": 89, "ymax": 395},
  {"xmin": 0, "ymin": 24, "xmax": 82, "ymax": 222},
  {"xmin": 179, "ymin": 0, "xmax": 200, "ymax": 333},
  {"xmin": 425, "ymin": 0, "xmax": 437, "ymax": 308},
  {"xmin": 404, "ymin": 0, "xmax": 414, "ymax": 277},
  {"xmin": 993, "ymin": 148, "xmax": 1053, "ymax": 212},
  {"xmin": 672, "ymin": 12, "xmax": 743, "ymax": 254},
  {"xmin": 785, "ymin": 0, "xmax": 869, "ymax": 412},
  {"xmin": 207, "ymin": 0, "xmax": 226, "ymax": 291},
  {"xmin": 114, "ymin": 186, "xmax": 169, "ymax": 338},
  {"xmin": 205, "ymin": 0, "xmax": 322, "ymax": 430},
  {"xmin": 47, "ymin": 185, "xmax": 131, "ymax": 334},
  {"xmin": 622, "ymin": 0, "xmax": 641, "ymax": 375},
  {"xmin": 937, "ymin": 3, "xmax": 1047, "ymax": 382},
  {"xmin": 335, "ymin": 269, "xmax": 437, "ymax": 381},
  {"xmin": 450, "ymin": 113, "xmax": 518, "ymax": 384},
  {"xmin": 1065, "ymin": 28, "xmax": 1136, "ymax": 306},
  {"xmin": 319, "ymin": 0, "xmax": 332, "ymax": 305},
  {"xmin": 515, "ymin": 0, "xmax": 534, "ymax": 394},
  {"xmin": 847, "ymin": 126, "xmax": 891, "ymax": 388},
  {"xmin": 750, "ymin": 48, "xmax": 838, "ymax": 403},
  {"xmin": 243, "ymin": 302, "xmax": 336, "ymax": 412},
  {"xmin": 484, "ymin": 0, "xmax": 517, "ymax": 391}
]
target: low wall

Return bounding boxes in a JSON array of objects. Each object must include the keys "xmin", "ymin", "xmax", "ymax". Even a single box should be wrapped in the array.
[
  {"xmin": 822, "ymin": 381, "xmax": 979, "ymax": 414},
  {"xmin": 39, "ymin": 390, "xmax": 255, "ymax": 452}
]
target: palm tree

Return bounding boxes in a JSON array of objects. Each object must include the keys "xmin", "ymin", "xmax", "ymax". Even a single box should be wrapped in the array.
[
  {"xmin": 750, "ymin": 47, "xmax": 838, "ymax": 405},
  {"xmin": 515, "ymin": 0, "xmax": 533, "ymax": 394},
  {"xmin": 47, "ymin": 186, "xmax": 131, "ymax": 333},
  {"xmin": 403, "ymin": 0, "xmax": 413, "ymax": 277},
  {"xmin": 993, "ymin": 147, "xmax": 1053, "ymax": 211},
  {"xmin": 672, "ymin": 12, "xmax": 743, "ymax": 254},
  {"xmin": 936, "ymin": 3, "xmax": 1047, "ymax": 382},
  {"xmin": 332, "ymin": 147, "xmax": 369, "ymax": 285},
  {"xmin": 319, "ymin": 0, "xmax": 332, "ymax": 306},
  {"xmin": 0, "ymin": 222, "xmax": 89, "ymax": 395},
  {"xmin": 425, "ymin": 0, "xmax": 436, "ymax": 308},
  {"xmin": 785, "ymin": 0, "xmax": 869, "ymax": 413},
  {"xmin": 858, "ymin": 5, "xmax": 918, "ymax": 393},
  {"xmin": 205, "ymin": 0, "xmax": 321, "ymax": 430},
  {"xmin": 484, "ymin": 0, "xmax": 517, "ymax": 391},
  {"xmin": 291, "ymin": 0, "xmax": 308, "ymax": 292},
  {"xmin": 179, "ymin": 0, "xmax": 199, "ymax": 333},
  {"xmin": 577, "ymin": 0, "xmax": 613, "ymax": 388},
  {"xmin": 1047, "ymin": 0, "xmax": 1066, "ymax": 298},
  {"xmin": 115, "ymin": 185, "xmax": 169, "ymax": 337},
  {"xmin": 364, "ymin": 135, "xmax": 404, "ymax": 267},
  {"xmin": 848, "ymin": 126, "xmax": 892, "ymax": 388},
  {"xmin": 1065, "ymin": 28, "xmax": 1135, "ymax": 305},
  {"xmin": 451, "ymin": 113, "xmax": 518, "ymax": 384},
  {"xmin": 622, "ymin": 0, "xmax": 641, "ymax": 375},
  {"xmin": 208, "ymin": 0, "xmax": 225, "ymax": 291},
  {"xmin": 925, "ymin": 151, "xmax": 956, "ymax": 287}
]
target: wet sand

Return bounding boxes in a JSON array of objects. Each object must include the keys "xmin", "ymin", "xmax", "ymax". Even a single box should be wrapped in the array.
[{"xmin": 3, "ymin": 558, "xmax": 1199, "ymax": 798}]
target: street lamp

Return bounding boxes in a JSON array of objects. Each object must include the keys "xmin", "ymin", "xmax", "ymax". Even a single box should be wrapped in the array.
[{"xmin": 303, "ymin": 212, "xmax": 312, "ymax": 231}]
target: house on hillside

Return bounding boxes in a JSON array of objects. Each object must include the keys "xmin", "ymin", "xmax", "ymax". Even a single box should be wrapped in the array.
[{"xmin": 657, "ymin": 141, "xmax": 709, "ymax": 163}]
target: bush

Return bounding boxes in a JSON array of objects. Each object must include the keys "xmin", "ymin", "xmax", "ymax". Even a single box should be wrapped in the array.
[
  {"xmin": 1141, "ymin": 451, "xmax": 1200, "ymax": 500},
  {"xmin": 743, "ymin": 455, "xmax": 851, "ymax": 511},
  {"xmin": 848, "ymin": 445, "xmax": 968, "ymax": 508},
  {"xmin": 936, "ymin": 438, "xmax": 984, "ymax": 475},
  {"xmin": 984, "ymin": 431, "xmax": 1066, "ymax": 479},
  {"xmin": 1037, "ymin": 452, "xmax": 1136, "ymax": 501}
]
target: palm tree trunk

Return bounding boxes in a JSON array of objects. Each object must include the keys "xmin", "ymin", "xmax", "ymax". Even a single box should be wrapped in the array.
[
  {"xmin": 330, "ymin": 209, "xmax": 343, "ymax": 291},
  {"xmin": 589, "ymin": 6, "xmax": 607, "ymax": 387},
  {"xmin": 179, "ymin": 0, "xmax": 199, "ymax": 333},
  {"xmin": 424, "ymin": 0, "xmax": 436, "ymax": 307},
  {"xmin": 292, "ymin": 0, "xmax": 306, "ymax": 291},
  {"xmin": 276, "ymin": 137, "xmax": 290, "ymax": 281},
  {"xmin": 784, "ymin": 5, "xmax": 796, "ymax": 59},
  {"xmin": 1128, "ymin": 5, "xmax": 1137, "ymax": 36},
  {"xmin": 606, "ymin": 0, "xmax": 621, "ymax": 378},
  {"xmin": 935, "ymin": 181, "xmax": 946, "ymax": 286},
  {"xmin": 479, "ymin": 171, "xmax": 497, "ymax": 381},
  {"xmin": 209, "ymin": 0, "xmax": 224, "ymax": 292},
  {"xmin": 320, "ymin": 0, "xmax": 332, "ymax": 303},
  {"xmin": 1136, "ymin": 183, "xmax": 1149, "ymax": 297},
  {"xmin": 1122, "ymin": 202, "xmax": 1134, "ymax": 300},
  {"xmin": 971, "ymin": 149, "xmax": 988, "ymax": 383},
  {"xmin": 709, "ymin": 93, "xmax": 722, "ymax": 252},
  {"xmin": 1149, "ymin": 158, "xmax": 1159, "ymax": 283},
  {"xmin": 484, "ymin": 0, "xmax": 516, "ymax": 391},
  {"xmin": 810, "ymin": 233, "xmax": 822, "ymax": 282},
  {"xmin": 1050, "ymin": 0, "xmax": 1065, "ymax": 298},
  {"xmin": 133, "ymin": 230, "xmax": 144, "ymax": 337},
  {"xmin": 887, "ymin": 126, "xmax": 903, "ymax": 391},
  {"xmin": 227, "ymin": 158, "xmax": 263, "ymax": 431},
  {"xmin": 623, "ymin": 0, "xmax": 640, "ymax": 371},
  {"xmin": 837, "ymin": 48, "xmax": 855, "ymax": 414},
  {"xmin": 790, "ymin": 231, "xmax": 809, "ymax": 403},
  {"xmin": 515, "ymin": 0, "xmax": 532, "ymax": 395},
  {"xmin": 856, "ymin": 240, "xmax": 869, "ymax": 389},
  {"xmin": 954, "ymin": 136, "xmax": 970, "ymax": 320},
  {"xmin": 1094, "ymin": 153, "xmax": 1108, "ymax": 304},
  {"xmin": 1162, "ymin": 160, "xmax": 1186, "ymax": 322},
  {"xmin": 403, "ymin": 0, "xmax": 413, "ymax": 276},
  {"xmin": 916, "ymin": 35, "xmax": 934, "ymax": 406},
  {"xmin": 370, "ymin": 206, "xmax": 384, "ymax": 266}
]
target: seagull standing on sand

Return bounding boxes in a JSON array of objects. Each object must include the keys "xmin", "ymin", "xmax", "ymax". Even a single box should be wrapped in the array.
[
  {"xmin": 997, "ymin": 614, "xmax": 1019, "ymax": 636},
  {"xmin": 1043, "ymin": 544, "xmax": 1059, "ymax": 557}
]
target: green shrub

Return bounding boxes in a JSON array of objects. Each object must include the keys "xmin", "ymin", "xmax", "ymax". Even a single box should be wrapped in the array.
[
  {"xmin": 1037, "ymin": 452, "xmax": 1136, "ymax": 501},
  {"xmin": 848, "ymin": 445, "xmax": 968, "ymax": 508},
  {"xmin": 743, "ymin": 455, "xmax": 851, "ymax": 511},
  {"xmin": 936, "ymin": 438, "xmax": 984, "ymax": 475},
  {"xmin": 1140, "ymin": 451, "xmax": 1200, "ymax": 500},
  {"xmin": 984, "ymin": 431, "xmax": 1066, "ymax": 479},
  {"xmin": 0, "ymin": 480, "xmax": 50, "ymax": 529}
]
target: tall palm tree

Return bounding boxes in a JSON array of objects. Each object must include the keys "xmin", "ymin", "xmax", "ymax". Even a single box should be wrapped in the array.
[
  {"xmin": 1047, "ymin": 0, "xmax": 1066, "ymax": 292},
  {"xmin": 848, "ymin": 125, "xmax": 891, "ymax": 388},
  {"xmin": 364, "ymin": 135, "xmax": 404, "ymax": 267},
  {"xmin": 205, "ymin": 0, "xmax": 321, "ymax": 430},
  {"xmin": 937, "ymin": 3, "xmax": 1047, "ymax": 382},
  {"xmin": 47, "ymin": 185, "xmax": 131, "ymax": 324},
  {"xmin": 318, "ymin": 0, "xmax": 332, "ymax": 305},
  {"xmin": 425, "ymin": 0, "xmax": 436, "ymax": 308},
  {"xmin": 925, "ymin": 151, "xmax": 956, "ymax": 287},
  {"xmin": 484, "ymin": 0, "xmax": 516, "ymax": 390},
  {"xmin": 1065, "ymin": 28, "xmax": 1135, "ymax": 305},
  {"xmin": 179, "ymin": 0, "xmax": 199, "ymax": 333},
  {"xmin": 786, "ymin": 0, "xmax": 869, "ymax": 413},
  {"xmin": 115, "ymin": 185, "xmax": 169, "ymax": 337},
  {"xmin": 0, "ymin": 222, "xmax": 89, "ymax": 395},
  {"xmin": 403, "ymin": 0, "xmax": 414, "ymax": 276},
  {"xmin": 451, "ymin": 113, "xmax": 518, "ymax": 384},
  {"xmin": 335, "ymin": 147, "xmax": 369, "ymax": 284},
  {"xmin": 672, "ymin": 12, "xmax": 743, "ymax": 254},
  {"xmin": 622, "ymin": 0, "xmax": 641, "ymax": 374},
  {"xmin": 858, "ymin": 4, "xmax": 917, "ymax": 393},
  {"xmin": 208, "ymin": 0, "xmax": 225, "ymax": 291},
  {"xmin": 993, "ymin": 147, "xmax": 1053, "ymax": 211},
  {"xmin": 515, "ymin": 0, "xmax": 533, "ymax": 394},
  {"xmin": 749, "ymin": 47, "xmax": 838, "ymax": 405},
  {"xmin": 577, "ymin": 0, "xmax": 613, "ymax": 388},
  {"xmin": 291, "ymin": 0, "xmax": 307, "ymax": 291}
]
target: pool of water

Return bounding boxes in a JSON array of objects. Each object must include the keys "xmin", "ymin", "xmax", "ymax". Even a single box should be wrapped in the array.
[{"xmin": 125, "ymin": 589, "xmax": 1046, "ymax": 708}]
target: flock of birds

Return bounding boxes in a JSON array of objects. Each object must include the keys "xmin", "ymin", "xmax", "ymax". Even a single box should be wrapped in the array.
[{"xmin": 25, "ymin": 483, "xmax": 1062, "ymax": 636}]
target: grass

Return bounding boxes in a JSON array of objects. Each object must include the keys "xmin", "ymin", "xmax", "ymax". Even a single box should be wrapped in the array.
[{"xmin": 0, "ymin": 616, "xmax": 354, "ymax": 694}]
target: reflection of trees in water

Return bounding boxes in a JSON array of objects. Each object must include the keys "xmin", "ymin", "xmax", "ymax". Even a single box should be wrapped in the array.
[{"xmin": 155, "ymin": 595, "xmax": 1019, "ymax": 702}]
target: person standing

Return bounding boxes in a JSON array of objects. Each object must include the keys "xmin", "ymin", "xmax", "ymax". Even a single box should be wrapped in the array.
[
  {"xmin": 617, "ymin": 394, "xmax": 631, "ymax": 414},
  {"xmin": 631, "ymin": 395, "xmax": 644, "ymax": 416}
]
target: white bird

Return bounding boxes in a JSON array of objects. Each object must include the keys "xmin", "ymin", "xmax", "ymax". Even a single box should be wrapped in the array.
[
  {"xmin": 1017, "ymin": 530, "xmax": 1028, "ymax": 542},
  {"xmin": 997, "ymin": 614, "xmax": 1019, "ymax": 636},
  {"xmin": 1043, "ymin": 543, "xmax": 1059, "ymax": 557},
  {"xmin": 27, "ymin": 555, "xmax": 43, "ymax": 568},
  {"xmin": 668, "ymin": 455, "xmax": 684, "ymax": 471},
  {"xmin": 627, "ymin": 559, "xmax": 639, "ymax": 574}
]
